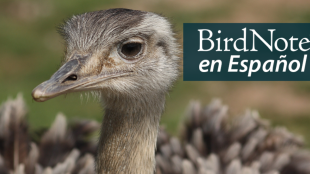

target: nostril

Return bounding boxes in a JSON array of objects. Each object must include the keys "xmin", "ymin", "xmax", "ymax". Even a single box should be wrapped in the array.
[{"xmin": 63, "ymin": 74, "xmax": 78, "ymax": 83}]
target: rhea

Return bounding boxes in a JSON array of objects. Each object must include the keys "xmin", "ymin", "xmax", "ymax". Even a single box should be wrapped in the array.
[{"xmin": 32, "ymin": 8, "xmax": 179, "ymax": 174}]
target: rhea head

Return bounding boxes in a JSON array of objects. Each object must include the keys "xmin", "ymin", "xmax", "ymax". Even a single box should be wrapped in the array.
[
  {"xmin": 32, "ymin": 9, "xmax": 180, "ymax": 173},
  {"xmin": 32, "ymin": 8, "xmax": 179, "ymax": 103}
]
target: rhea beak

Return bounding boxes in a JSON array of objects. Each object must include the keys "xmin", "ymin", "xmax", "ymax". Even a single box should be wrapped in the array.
[
  {"xmin": 31, "ymin": 55, "xmax": 87, "ymax": 102},
  {"xmin": 32, "ymin": 54, "xmax": 128, "ymax": 102}
]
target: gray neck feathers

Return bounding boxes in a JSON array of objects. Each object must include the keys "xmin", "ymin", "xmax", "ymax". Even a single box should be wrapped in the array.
[{"xmin": 96, "ymin": 91, "xmax": 166, "ymax": 174}]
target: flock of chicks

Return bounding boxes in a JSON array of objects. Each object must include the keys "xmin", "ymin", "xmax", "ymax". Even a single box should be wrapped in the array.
[{"xmin": 0, "ymin": 94, "xmax": 310, "ymax": 174}]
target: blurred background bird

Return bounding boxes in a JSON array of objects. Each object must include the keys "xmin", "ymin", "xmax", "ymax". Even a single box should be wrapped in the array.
[{"xmin": 1, "ymin": 95, "xmax": 310, "ymax": 174}]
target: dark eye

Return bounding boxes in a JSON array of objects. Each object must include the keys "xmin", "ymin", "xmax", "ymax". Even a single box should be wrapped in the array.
[{"xmin": 121, "ymin": 43, "xmax": 142, "ymax": 58}]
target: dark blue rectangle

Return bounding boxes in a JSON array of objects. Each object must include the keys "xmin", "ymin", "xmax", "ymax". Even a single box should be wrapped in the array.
[{"xmin": 183, "ymin": 23, "xmax": 310, "ymax": 81}]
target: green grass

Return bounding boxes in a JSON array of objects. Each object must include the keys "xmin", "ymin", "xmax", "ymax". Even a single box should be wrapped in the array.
[{"xmin": 260, "ymin": 110, "xmax": 310, "ymax": 148}]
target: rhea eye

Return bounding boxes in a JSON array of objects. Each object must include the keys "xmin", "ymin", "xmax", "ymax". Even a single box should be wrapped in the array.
[{"xmin": 121, "ymin": 42, "xmax": 142, "ymax": 58}]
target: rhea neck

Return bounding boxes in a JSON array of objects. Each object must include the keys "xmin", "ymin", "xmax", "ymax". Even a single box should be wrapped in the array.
[{"xmin": 96, "ymin": 89, "xmax": 166, "ymax": 174}]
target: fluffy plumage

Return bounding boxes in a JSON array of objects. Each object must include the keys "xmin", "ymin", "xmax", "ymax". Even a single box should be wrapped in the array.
[
  {"xmin": 0, "ymin": 95, "xmax": 99, "ymax": 174},
  {"xmin": 1, "ymin": 95, "xmax": 310, "ymax": 174}
]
